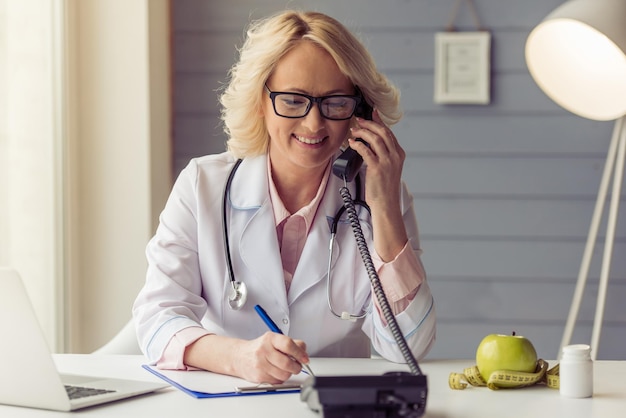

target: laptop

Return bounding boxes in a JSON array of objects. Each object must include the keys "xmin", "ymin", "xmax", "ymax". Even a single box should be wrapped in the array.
[{"xmin": 0, "ymin": 268, "xmax": 167, "ymax": 411}]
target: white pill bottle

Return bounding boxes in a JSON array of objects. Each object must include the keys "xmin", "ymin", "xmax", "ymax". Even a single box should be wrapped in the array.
[{"xmin": 559, "ymin": 344, "xmax": 593, "ymax": 398}]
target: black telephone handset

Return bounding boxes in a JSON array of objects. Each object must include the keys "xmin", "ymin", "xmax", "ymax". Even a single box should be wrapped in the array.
[{"xmin": 331, "ymin": 96, "xmax": 374, "ymax": 182}]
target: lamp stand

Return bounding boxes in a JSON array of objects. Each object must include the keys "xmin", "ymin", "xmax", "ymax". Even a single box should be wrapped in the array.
[{"xmin": 559, "ymin": 115, "xmax": 626, "ymax": 360}]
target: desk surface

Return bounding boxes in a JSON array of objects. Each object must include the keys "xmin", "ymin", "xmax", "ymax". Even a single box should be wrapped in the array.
[{"xmin": 1, "ymin": 355, "xmax": 624, "ymax": 417}]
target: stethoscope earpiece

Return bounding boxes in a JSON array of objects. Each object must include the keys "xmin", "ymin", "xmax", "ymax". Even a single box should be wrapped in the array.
[{"xmin": 228, "ymin": 281, "xmax": 248, "ymax": 310}]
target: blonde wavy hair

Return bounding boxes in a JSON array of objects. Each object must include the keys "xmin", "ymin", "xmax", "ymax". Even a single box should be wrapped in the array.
[{"xmin": 220, "ymin": 10, "xmax": 402, "ymax": 158}]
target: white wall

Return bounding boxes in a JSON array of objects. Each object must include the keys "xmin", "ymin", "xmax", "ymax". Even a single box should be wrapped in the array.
[
  {"xmin": 65, "ymin": 0, "xmax": 171, "ymax": 352},
  {"xmin": 0, "ymin": 0, "xmax": 7, "ymax": 266},
  {"xmin": 0, "ymin": 0, "xmax": 64, "ymax": 350},
  {"xmin": 1, "ymin": 0, "xmax": 170, "ymax": 354}
]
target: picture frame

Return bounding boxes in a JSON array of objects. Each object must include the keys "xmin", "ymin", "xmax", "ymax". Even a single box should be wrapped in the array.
[{"xmin": 434, "ymin": 31, "xmax": 491, "ymax": 105}]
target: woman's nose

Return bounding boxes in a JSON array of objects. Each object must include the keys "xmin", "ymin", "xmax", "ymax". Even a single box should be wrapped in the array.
[{"xmin": 302, "ymin": 103, "xmax": 325, "ymax": 130}]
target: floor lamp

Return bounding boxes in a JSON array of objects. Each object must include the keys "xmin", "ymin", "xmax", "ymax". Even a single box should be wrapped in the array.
[{"xmin": 525, "ymin": 0, "xmax": 626, "ymax": 360}]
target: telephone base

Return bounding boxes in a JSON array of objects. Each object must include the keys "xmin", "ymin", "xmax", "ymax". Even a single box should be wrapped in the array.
[{"xmin": 300, "ymin": 372, "xmax": 428, "ymax": 418}]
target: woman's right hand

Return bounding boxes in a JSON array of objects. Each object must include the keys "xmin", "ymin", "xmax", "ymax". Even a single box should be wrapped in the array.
[{"xmin": 184, "ymin": 332, "xmax": 310, "ymax": 383}]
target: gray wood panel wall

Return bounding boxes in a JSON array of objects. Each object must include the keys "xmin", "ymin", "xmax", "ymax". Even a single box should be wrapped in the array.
[{"xmin": 171, "ymin": 0, "xmax": 626, "ymax": 360}]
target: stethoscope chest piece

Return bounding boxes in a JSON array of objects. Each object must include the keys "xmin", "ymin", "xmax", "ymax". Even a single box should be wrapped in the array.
[{"xmin": 228, "ymin": 280, "xmax": 248, "ymax": 310}]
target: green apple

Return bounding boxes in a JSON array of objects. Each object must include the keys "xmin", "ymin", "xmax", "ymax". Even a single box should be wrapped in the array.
[{"xmin": 475, "ymin": 332, "xmax": 538, "ymax": 383}]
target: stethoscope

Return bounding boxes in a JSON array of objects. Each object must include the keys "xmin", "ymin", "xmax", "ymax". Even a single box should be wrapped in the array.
[{"xmin": 222, "ymin": 158, "xmax": 371, "ymax": 321}]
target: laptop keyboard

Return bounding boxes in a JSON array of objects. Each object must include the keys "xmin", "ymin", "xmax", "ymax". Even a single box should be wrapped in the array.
[{"xmin": 65, "ymin": 385, "xmax": 116, "ymax": 400}]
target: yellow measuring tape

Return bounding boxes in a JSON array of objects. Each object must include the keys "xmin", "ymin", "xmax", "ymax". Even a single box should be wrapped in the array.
[{"xmin": 449, "ymin": 359, "xmax": 560, "ymax": 390}]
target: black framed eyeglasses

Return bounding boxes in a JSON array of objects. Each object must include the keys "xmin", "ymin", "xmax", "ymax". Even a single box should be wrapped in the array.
[{"xmin": 264, "ymin": 84, "xmax": 362, "ymax": 120}]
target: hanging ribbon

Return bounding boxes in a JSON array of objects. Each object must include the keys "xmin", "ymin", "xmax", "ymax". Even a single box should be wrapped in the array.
[{"xmin": 446, "ymin": 0, "xmax": 486, "ymax": 32}]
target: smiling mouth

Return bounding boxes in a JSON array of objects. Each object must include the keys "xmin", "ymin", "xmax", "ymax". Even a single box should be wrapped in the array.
[{"xmin": 294, "ymin": 134, "xmax": 325, "ymax": 145}]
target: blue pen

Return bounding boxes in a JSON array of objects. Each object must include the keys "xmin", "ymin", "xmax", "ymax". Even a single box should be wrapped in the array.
[
  {"xmin": 254, "ymin": 304, "xmax": 315, "ymax": 376},
  {"xmin": 254, "ymin": 304, "xmax": 283, "ymax": 333}
]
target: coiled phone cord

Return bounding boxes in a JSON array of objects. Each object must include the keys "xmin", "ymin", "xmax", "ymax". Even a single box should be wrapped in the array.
[{"xmin": 339, "ymin": 185, "xmax": 423, "ymax": 376}]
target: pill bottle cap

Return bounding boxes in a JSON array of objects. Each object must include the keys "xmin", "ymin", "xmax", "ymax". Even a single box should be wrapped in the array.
[{"xmin": 562, "ymin": 344, "xmax": 591, "ymax": 358}]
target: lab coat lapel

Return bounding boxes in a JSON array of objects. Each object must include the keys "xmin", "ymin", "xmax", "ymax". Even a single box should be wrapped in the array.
[
  {"xmin": 230, "ymin": 157, "xmax": 288, "ymax": 311},
  {"xmin": 287, "ymin": 174, "xmax": 346, "ymax": 304}
]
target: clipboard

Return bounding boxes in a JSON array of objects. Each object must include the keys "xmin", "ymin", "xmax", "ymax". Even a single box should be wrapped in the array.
[{"xmin": 142, "ymin": 364, "xmax": 307, "ymax": 398}]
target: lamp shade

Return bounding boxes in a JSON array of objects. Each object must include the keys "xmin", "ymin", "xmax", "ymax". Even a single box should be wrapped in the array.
[{"xmin": 525, "ymin": 0, "xmax": 626, "ymax": 121}]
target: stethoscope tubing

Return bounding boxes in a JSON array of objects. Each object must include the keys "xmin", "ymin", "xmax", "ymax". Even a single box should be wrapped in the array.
[{"xmin": 222, "ymin": 158, "xmax": 243, "ymax": 289}]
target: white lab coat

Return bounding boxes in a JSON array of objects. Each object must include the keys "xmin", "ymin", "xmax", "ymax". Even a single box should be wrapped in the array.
[{"xmin": 133, "ymin": 152, "xmax": 435, "ymax": 364}]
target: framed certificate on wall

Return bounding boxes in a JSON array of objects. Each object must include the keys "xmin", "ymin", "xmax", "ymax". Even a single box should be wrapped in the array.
[{"xmin": 434, "ymin": 31, "xmax": 491, "ymax": 105}]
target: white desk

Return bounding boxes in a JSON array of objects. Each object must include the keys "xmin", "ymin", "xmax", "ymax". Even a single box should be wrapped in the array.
[{"xmin": 1, "ymin": 355, "xmax": 624, "ymax": 417}]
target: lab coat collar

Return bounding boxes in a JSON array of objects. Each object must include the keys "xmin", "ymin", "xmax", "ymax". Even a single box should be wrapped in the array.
[
  {"xmin": 229, "ymin": 155, "xmax": 288, "ymax": 311},
  {"xmin": 228, "ymin": 155, "xmax": 269, "ymax": 209}
]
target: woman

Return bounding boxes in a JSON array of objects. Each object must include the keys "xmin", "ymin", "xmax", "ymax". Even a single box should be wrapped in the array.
[{"xmin": 133, "ymin": 10, "xmax": 435, "ymax": 384}]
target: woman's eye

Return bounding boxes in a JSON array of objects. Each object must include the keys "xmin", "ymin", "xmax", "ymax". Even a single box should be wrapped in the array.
[{"xmin": 281, "ymin": 96, "xmax": 308, "ymax": 107}]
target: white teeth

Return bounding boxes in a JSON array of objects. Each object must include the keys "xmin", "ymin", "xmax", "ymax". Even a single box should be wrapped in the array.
[{"xmin": 295, "ymin": 135, "xmax": 324, "ymax": 145}]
